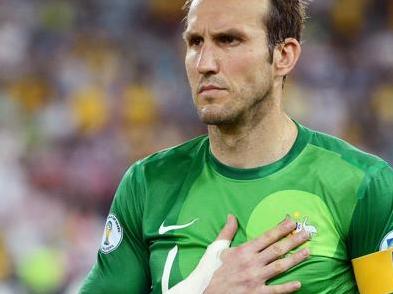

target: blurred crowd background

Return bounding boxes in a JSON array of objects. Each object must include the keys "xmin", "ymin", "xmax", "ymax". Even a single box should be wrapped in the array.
[{"xmin": 0, "ymin": 0, "xmax": 392, "ymax": 293}]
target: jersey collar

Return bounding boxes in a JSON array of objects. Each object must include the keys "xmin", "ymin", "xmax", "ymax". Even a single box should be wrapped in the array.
[{"xmin": 207, "ymin": 120, "xmax": 311, "ymax": 180}]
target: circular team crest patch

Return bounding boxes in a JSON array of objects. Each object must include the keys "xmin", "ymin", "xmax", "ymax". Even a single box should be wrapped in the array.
[
  {"xmin": 245, "ymin": 190, "xmax": 340, "ymax": 257},
  {"xmin": 100, "ymin": 214, "xmax": 123, "ymax": 254},
  {"xmin": 380, "ymin": 230, "xmax": 393, "ymax": 251}
]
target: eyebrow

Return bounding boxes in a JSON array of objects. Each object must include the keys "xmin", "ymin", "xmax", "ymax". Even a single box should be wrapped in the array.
[{"xmin": 182, "ymin": 28, "xmax": 247, "ymax": 42}]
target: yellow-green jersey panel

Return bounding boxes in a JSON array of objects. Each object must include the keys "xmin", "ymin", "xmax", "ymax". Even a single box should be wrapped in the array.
[{"xmin": 80, "ymin": 122, "xmax": 393, "ymax": 294}]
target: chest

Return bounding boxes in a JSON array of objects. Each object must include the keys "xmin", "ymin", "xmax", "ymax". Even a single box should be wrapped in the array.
[{"xmin": 144, "ymin": 167, "xmax": 357, "ymax": 293}]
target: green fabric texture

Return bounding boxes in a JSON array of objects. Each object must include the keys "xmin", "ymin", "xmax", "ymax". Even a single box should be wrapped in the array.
[{"xmin": 80, "ymin": 122, "xmax": 393, "ymax": 294}]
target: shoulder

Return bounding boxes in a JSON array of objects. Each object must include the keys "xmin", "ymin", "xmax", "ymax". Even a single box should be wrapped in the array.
[
  {"xmin": 124, "ymin": 135, "xmax": 209, "ymax": 181},
  {"xmin": 139, "ymin": 135, "xmax": 208, "ymax": 167},
  {"xmin": 302, "ymin": 124, "xmax": 390, "ymax": 174}
]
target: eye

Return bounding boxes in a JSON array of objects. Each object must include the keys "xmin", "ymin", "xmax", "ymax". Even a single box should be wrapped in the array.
[
  {"xmin": 188, "ymin": 36, "xmax": 203, "ymax": 47},
  {"xmin": 219, "ymin": 35, "xmax": 234, "ymax": 43},
  {"xmin": 217, "ymin": 34, "xmax": 240, "ymax": 46}
]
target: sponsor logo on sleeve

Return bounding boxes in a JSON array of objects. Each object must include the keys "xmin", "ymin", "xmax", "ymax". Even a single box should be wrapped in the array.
[
  {"xmin": 100, "ymin": 214, "xmax": 123, "ymax": 254},
  {"xmin": 379, "ymin": 230, "xmax": 393, "ymax": 251}
]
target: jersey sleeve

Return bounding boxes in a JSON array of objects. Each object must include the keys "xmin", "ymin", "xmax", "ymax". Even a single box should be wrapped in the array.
[
  {"xmin": 348, "ymin": 162, "xmax": 393, "ymax": 259},
  {"xmin": 80, "ymin": 163, "xmax": 151, "ymax": 293}
]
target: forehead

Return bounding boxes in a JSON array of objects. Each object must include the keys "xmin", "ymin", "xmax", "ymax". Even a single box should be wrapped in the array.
[{"xmin": 186, "ymin": 0, "xmax": 269, "ymax": 32}]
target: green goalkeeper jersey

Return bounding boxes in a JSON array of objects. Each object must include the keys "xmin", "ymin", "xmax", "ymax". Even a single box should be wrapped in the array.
[{"xmin": 81, "ymin": 122, "xmax": 393, "ymax": 293}]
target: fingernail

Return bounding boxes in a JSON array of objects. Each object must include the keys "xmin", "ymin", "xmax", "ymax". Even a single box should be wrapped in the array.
[
  {"xmin": 294, "ymin": 281, "xmax": 301, "ymax": 289},
  {"xmin": 286, "ymin": 219, "xmax": 296, "ymax": 229},
  {"xmin": 302, "ymin": 230, "xmax": 311, "ymax": 239},
  {"xmin": 295, "ymin": 231, "xmax": 307, "ymax": 241},
  {"xmin": 282, "ymin": 220, "xmax": 296, "ymax": 231},
  {"xmin": 227, "ymin": 214, "xmax": 233, "ymax": 224},
  {"xmin": 301, "ymin": 248, "xmax": 310, "ymax": 257},
  {"xmin": 278, "ymin": 215, "xmax": 291, "ymax": 224}
]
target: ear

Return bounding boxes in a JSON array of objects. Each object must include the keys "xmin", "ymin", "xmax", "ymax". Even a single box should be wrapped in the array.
[{"xmin": 273, "ymin": 38, "xmax": 302, "ymax": 77}]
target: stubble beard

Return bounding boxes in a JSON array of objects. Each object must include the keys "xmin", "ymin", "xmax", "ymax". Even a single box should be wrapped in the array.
[
  {"xmin": 197, "ymin": 104, "xmax": 241, "ymax": 126},
  {"xmin": 195, "ymin": 85, "xmax": 272, "ymax": 128}
]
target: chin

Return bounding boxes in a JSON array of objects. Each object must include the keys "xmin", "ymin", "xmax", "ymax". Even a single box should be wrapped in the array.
[{"xmin": 197, "ymin": 105, "xmax": 240, "ymax": 126}]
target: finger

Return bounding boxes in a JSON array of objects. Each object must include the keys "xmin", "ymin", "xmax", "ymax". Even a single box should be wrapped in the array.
[
  {"xmin": 247, "ymin": 218, "xmax": 297, "ymax": 252},
  {"xmin": 260, "ymin": 230, "xmax": 310, "ymax": 265},
  {"xmin": 258, "ymin": 281, "xmax": 301, "ymax": 294},
  {"xmin": 215, "ymin": 215, "xmax": 238, "ymax": 241},
  {"xmin": 261, "ymin": 248, "xmax": 310, "ymax": 281}
]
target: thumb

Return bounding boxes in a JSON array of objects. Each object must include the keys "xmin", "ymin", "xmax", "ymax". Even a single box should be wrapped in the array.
[{"xmin": 215, "ymin": 215, "xmax": 238, "ymax": 241}]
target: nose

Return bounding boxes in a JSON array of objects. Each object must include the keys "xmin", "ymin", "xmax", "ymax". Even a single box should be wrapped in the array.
[{"xmin": 196, "ymin": 44, "xmax": 219, "ymax": 75}]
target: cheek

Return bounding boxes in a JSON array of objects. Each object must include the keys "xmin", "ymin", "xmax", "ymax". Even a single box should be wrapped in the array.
[
  {"xmin": 228, "ymin": 51, "xmax": 268, "ymax": 89},
  {"xmin": 185, "ymin": 53, "xmax": 197, "ymax": 82}
]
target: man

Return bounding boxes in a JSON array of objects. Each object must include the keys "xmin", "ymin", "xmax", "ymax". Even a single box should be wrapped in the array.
[{"xmin": 81, "ymin": 0, "xmax": 393, "ymax": 293}]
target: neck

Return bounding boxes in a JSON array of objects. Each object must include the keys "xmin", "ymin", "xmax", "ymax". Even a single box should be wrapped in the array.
[{"xmin": 208, "ymin": 98, "xmax": 298, "ymax": 169}]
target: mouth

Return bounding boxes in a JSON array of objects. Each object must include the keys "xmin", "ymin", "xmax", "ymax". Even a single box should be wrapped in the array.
[{"xmin": 198, "ymin": 85, "xmax": 226, "ymax": 94}]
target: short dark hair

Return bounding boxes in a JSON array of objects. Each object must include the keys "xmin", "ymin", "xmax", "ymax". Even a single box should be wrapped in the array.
[
  {"xmin": 265, "ymin": 0, "xmax": 308, "ymax": 62},
  {"xmin": 183, "ymin": 0, "xmax": 309, "ymax": 62}
]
